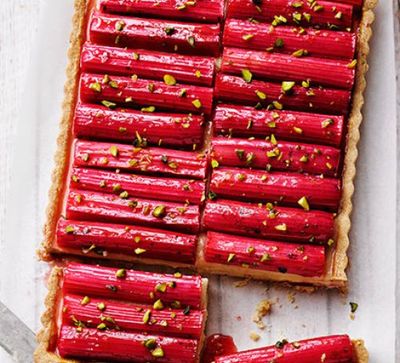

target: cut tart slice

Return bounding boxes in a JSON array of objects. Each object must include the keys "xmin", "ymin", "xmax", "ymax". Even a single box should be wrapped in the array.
[
  {"xmin": 212, "ymin": 335, "xmax": 368, "ymax": 363},
  {"xmin": 35, "ymin": 262, "xmax": 208, "ymax": 362}
]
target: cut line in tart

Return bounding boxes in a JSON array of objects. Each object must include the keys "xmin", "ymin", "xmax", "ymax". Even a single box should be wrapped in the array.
[
  {"xmin": 40, "ymin": 0, "xmax": 377, "ymax": 289},
  {"xmin": 35, "ymin": 262, "xmax": 208, "ymax": 362}
]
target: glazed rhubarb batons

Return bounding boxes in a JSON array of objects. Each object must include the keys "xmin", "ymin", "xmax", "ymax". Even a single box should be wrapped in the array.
[
  {"xmin": 211, "ymin": 137, "xmax": 341, "ymax": 177},
  {"xmin": 66, "ymin": 189, "xmax": 200, "ymax": 233},
  {"xmin": 56, "ymin": 219, "xmax": 198, "ymax": 264},
  {"xmin": 210, "ymin": 168, "xmax": 341, "ymax": 210},
  {"xmin": 80, "ymin": 73, "xmax": 214, "ymax": 115},
  {"xmin": 73, "ymin": 139, "xmax": 208, "ymax": 179},
  {"xmin": 81, "ymin": 43, "xmax": 216, "ymax": 86},
  {"xmin": 215, "ymin": 74, "xmax": 351, "ymax": 115},
  {"xmin": 214, "ymin": 335, "xmax": 364, "ymax": 363},
  {"xmin": 70, "ymin": 167, "xmax": 205, "ymax": 204},
  {"xmin": 42, "ymin": 263, "xmax": 207, "ymax": 363},
  {"xmin": 89, "ymin": 11, "xmax": 221, "ymax": 55},
  {"xmin": 203, "ymin": 200, "xmax": 334, "ymax": 243},
  {"xmin": 221, "ymin": 48, "xmax": 356, "ymax": 89},
  {"xmin": 73, "ymin": 104, "xmax": 204, "ymax": 148},
  {"xmin": 223, "ymin": 19, "xmax": 356, "ymax": 59},
  {"xmin": 226, "ymin": 0, "xmax": 353, "ymax": 29},
  {"xmin": 99, "ymin": 0, "xmax": 224, "ymax": 23},
  {"xmin": 203, "ymin": 231, "xmax": 325, "ymax": 277},
  {"xmin": 213, "ymin": 105, "xmax": 344, "ymax": 147}
]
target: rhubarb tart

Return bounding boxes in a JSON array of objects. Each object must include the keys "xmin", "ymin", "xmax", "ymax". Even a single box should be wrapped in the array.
[
  {"xmin": 212, "ymin": 335, "xmax": 368, "ymax": 363},
  {"xmin": 41, "ymin": 0, "xmax": 376, "ymax": 288},
  {"xmin": 35, "ymin": 262, "xmax": 208, "ymax": 362}
]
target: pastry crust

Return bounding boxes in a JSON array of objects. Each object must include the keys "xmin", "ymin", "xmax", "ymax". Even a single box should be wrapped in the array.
[
  {"xmin": 34, "ymin": 265, "xmax": 208, "ymax": 362},
  {"xmin": 38, "ymin": 0, "xmax": 377, "ymax": 288},
  {"xmin": 353, "ymin": 339, "xmax": 369, "ymax": 363}
]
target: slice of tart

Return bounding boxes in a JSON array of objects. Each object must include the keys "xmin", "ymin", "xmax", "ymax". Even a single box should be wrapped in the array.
[
  {"xmin": 35, "ymin": 262, "xmax": 208, "ymax": 362},
  {"xmin": 212, "ymin": 335, "xmax": 368, "ymax": 363}
]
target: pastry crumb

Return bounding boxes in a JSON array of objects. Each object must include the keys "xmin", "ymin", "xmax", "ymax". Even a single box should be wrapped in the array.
[
  {"xmin": 252, "ymin": 299, "xmax": 273, "ymax": 330},
  {"xmin": 249, "ymin": 332, "xmax": 260, "ymax": 342},
  {"xmin": 233, "ymin": 278, "xmax": 251, "ymax": 288}
]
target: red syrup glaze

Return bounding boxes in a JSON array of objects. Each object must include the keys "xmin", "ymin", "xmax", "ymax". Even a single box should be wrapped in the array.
[{"xmin": 202, "ymin": 334, "xmax": 238, "ymax": 363}]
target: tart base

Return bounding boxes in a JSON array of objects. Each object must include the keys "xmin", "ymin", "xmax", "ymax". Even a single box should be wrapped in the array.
[{"xmin": 34, "ymin": 265, "xmax": 208, "ymax": 362}]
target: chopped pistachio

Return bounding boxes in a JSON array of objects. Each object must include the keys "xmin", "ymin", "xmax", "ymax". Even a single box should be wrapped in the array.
[
  {"xmin": 164, "ymin": 27, "xmax": 175, "ymax": 35},
  {"xmin": 89, "ymin": 82, "xmax": 102, "ymax": 92},
  {"xmin": 281, "ymin": 81, "xmax": 295, "ymax": 93},
  {"xmin": 153, "ymin": 299, "xmax": 164, "ymax": 310},
  {"xmin": 293, "ymin": 12, "xmax": 302, "ymax": 22},
  {"xmin": 143, "ymin": 309, "xmax": 151, "ymax": 324},
  {"xmin": 255, "ymin": 90, "xmax": 267, "ymax": 100},
  {"xmin": 292, "ymin": 49, "xmax": 307, "ymax": 57},
  {"xmin": 65, "ymin": 225, "xmax": 75, "ymax": 234},
  {"xmin": 313, "ymin": 4, "xmax": 324, "ymax": 11},
  {"xmin": 152, "ymin": 205, "xmax": 166, "ymax": 218},
  {"xmin": 187, "ymin": 36, "xmax": 195, "ymax": 47},
  {"xmin": 101, "ymin": 100, "xmax": 117, "ymax": 109},
  {"xmin": 297, "ymin": 196, "xmax": 310, "ymax": 211},
  {"xmin": 97, "ymin": 323, "xmax": 107, "ymax": 330},
  {"xmin": 227, "ymin": 253, "xmax": 235, "ymax": 263},
  {"xmin": 115, "ymin": 20, "xmax": 125, "ymax": 31},
  {"xmin": 350, "ymin": 302, "xmax": 358, "ymax": 313},
  {"xmin": 179, "ymin": 88, "xmax": 187, "ymax": 97},
  {"xmin": 135, "ymin": 248, "xmax": 147, "ymax": 255},
  {"xmin": 109, "ymin": 80, "xmax": 119, "ymax": 89},
  {"xmin": 235, "ymin": 149, "xmax": 245, "ymax": 160},
  {"xmin": 242, "ymin": 33, "xmax": 254, "ymax": 41},
  {"xmin": 293, "ymin": 126, "xmax": 303, "ymax": 134},
  {"xmin": 132, "ymin": 52, "xmax": 140, "ymax": 60},
  {"xmin": 300, "ymin": 155, "xmax": 308, "ymax": 162},
  {"xmin": 274, "ymin": 38, "xmax": 284, "ymax": 48},
  {"xmin": 97, "ymin": 302, "xmax": 106, "ymax": 311},
  {"xmin": 211, "ymin": 159, "xmax": 219, "ymax": 168},
  {"xmin": 302, "ymin": 79, "xmax": 310, "ymax": 88},
  {"xmin": 134, "ymin": 235, "xmax": 141, "ymax": 243},
  {"xmin": 147, "ymin": 83, "xmax": 155, "ymax": 92},
  {"xmin": 163, "ymin": 74, "xmax": 177, "ymax": 86},
  {"xmin": 109, "ymin": 145, "xmax": 119, "ymax": 157},
  {"xmin": 321, "ymin": 118, "xmax": 334, "ymax": 128},
  {"xmin": 155, "ymin": 283, "xmax": 167, "ymax": 293},
  {"xmin": 246, "ymin": 152, "xmax": 255, "ymax": 165},
  {"xmin": 144, "ymin": 338, "xmax": 157, "ymax": 350},
  {"xmin": 274, "ymin": 223, "xmax": 287, "ymax": 231},
  {"xmin": 260, "ymin": 253, "xmax": 271, "ymax": 262},
  {"xmin": 102, "ymin": 74, "xmax": 110, "ymax": 84},
  {"xmin": 272, "ymin": 101, "xmax": 283, "ymax": 110},
  {"xmin": 115, "ymin": 269, "xmax": 126, "ymax": 278},
  {"xmin": 291, "ymin": 1, "xmax": 303, "ymax": 7},
  {"xmin": 192, "ymin": 99, "xmax": 202, "ymax": 109},
  {"xmin": 327, "ymin": 238, "xmax": 335, "ymax": 246},
  {"xmin": 268, "ymin": 121, "xmax": 276, "ymax": 128},
  {"xmin": 80, "ymin": 296, "xmax": 90, "ymax": 305},
  {"xmin": 141, "ymin": 106, "xmax": 156, "ymax": 113},
  {"xmin": 335, "ymin": 11, "xmax": 343, "ymax": 19},
  {"xmin": 347, "ymin": 59, "xmax": 357, "ymax": 69},
  {"xmin": 174, "ymin": 272, "xmax": 182, "ymax": 278},
  {"xmin": 241, "ymin": 69, "xmax": 253, "ymax": 83},
  {"xmin": 195, "ymin": 70, "xmax": 202, "ymax": 78},
  {"xmin": 118, "ymin": 127, "xmax": 127, "ymax": 133},
  {"xmin": 151, "ymin": 347, "xmax": 165, "ymax": 358}
]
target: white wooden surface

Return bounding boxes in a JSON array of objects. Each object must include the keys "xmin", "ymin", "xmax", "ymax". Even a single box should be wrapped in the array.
[{"xmin": 0, "ymin": 1, "xmax": 397, "ymax": 362}]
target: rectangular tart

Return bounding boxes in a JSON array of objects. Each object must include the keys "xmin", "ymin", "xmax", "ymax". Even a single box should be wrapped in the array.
[
  {"xmin": 212, "ymin": 335, "xmax": 368, "ymax": 363},
  {"xmin": 40, "ymin": 0, "xmax": 376, "ymax": 288},
  {"xmin": 35, "ymin": 262, "xmax": 208, "ymax": 362}
]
